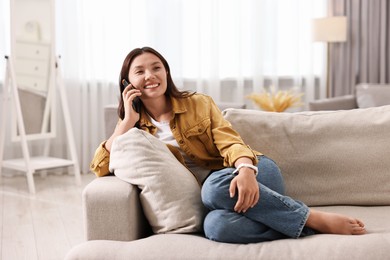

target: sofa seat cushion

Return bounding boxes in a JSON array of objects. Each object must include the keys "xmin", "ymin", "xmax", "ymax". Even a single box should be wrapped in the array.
[
  {"xmin": 66, "ymin": 205, "xmax": 390, "ymax": 260},
  {"xmin": 223, "ymin": 105, "xmax": 390, "ymax": 206},
  {"xmin": 109, "ymin": 128, "xmax": 206, "ymax": 234}
]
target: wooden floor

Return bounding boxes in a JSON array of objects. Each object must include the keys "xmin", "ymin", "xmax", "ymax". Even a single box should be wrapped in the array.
[{"xmin": 0, "ymin": 171, "xmax": 95, "ymax": 260}]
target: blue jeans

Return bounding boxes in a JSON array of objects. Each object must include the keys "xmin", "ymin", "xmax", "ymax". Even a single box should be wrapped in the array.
[{"xmin": 201, "ymin": 155, "xmax": 315, "ymax": 244}]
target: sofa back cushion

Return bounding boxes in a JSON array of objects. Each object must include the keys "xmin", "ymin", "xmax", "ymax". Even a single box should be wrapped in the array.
[
  {"xmin": 109, "ymin": 128, "xmax": 206, "ymax": 234},
  {"xmin": 356, "ymin": 84, "xmax": 390, "ymax": 108},
  {"xmin": 223, "ymin": 105, "xmax": 390, "ymax": 206}
]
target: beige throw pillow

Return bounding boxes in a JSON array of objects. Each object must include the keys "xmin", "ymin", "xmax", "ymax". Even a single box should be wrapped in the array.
[{"xmin": 109, "ymin": 128, "xmax": 206, "ymax": 234}]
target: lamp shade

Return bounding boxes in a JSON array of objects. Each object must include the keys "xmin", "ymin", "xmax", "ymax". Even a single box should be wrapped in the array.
[{"xmin": 312, "ymin": 16, "xmax": 347, "ymax": 42}]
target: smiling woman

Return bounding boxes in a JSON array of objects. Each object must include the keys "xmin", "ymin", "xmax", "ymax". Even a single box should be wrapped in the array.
[
  {"xmin": 89, "ymin": 46, "xmax": 366, "ymax": 247},
  {"xmin": 114, "ymin": 47, "xmax": 195, "ymax": 126}
]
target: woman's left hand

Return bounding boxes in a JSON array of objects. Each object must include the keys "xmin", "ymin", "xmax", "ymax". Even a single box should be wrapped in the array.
[{"xmin": 229, "ymin": 168, "xmax": 260, "ymax": 213}]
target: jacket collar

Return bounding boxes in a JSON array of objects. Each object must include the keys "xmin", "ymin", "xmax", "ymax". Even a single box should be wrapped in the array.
[
  {"xmin": 139, "ymin": 95, "xmax": 187, "ymax": 128},
  {"xmin": 170, "ymin": 95, "xmax": 187, "ymax": 114}
]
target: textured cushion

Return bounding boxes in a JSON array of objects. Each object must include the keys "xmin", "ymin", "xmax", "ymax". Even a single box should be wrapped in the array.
[
  {"xmin": 223, "ymin": 105, "xmax": 390, "ymax": 206},
  {"xmin": 109, "ymin": 128, "xmax": 206, "ymax": 234},
  {"xmin": 82, "ymin": 176, "xmax": 149, "ymax": 241},
  {"xmin": 356, "ymin": 84, "xmax": 390, "ymax": 108}
]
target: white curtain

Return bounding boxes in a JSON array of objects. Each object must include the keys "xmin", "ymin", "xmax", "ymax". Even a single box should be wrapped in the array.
[
  {"xmin": 0, "ymin": 0, "xmax": 9, "ymax": 83},
  {"xmin": 2, "ymin": 0, "xmax": 327, "ymax": 174}
]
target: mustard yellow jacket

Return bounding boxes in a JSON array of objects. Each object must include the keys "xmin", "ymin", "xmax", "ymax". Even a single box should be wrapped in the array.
[{"xmin": 90, "ymin": 93, "xmax": 261, "ymax": 177}]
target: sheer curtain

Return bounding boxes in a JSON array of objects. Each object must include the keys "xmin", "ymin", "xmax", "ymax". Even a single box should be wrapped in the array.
[
  {"xmin": 0, "ymin": 0, "xmax": 9, "ymax": 86},
  {"xmin": 2, "ymin": 0, "xmax": 327, "ymax": 173}
]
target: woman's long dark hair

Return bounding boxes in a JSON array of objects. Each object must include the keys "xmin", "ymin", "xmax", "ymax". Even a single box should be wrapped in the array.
[{"xmin": 118, "ymin": 47, "xmax": 194, "ymax": 120}]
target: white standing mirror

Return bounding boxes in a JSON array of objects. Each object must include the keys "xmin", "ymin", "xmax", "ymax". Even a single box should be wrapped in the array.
[
  {"xmin": 10, "ymin": 0, "xmax": 56, "ymax": 140},
  {"xmin": 0, "ymin": 0, "xmax": 80, "ymax": 194}
]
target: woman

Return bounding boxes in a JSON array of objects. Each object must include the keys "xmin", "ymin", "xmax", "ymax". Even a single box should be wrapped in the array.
[{"xmin": 90, "ymin": 46, "xmax": 366, "ymax": 243}]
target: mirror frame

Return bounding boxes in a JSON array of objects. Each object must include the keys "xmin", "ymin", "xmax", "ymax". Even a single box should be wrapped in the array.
[{"xmin": 10, "ymin": 0, "xmax": 57, "ymax": 141}]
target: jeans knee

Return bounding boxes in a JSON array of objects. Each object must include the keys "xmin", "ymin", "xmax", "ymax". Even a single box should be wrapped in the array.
[
  {"xmin": 201, "ymin": 172, "xmax": 233, "ymax": 210},
  {"xmin": 258, "ymin": 156, "xmax": 281, "ymax": 175},
  {"xmin": 203, "ymin": 210, "xmax": 230, "ymax": 242},
  {"xmin": 201, "ymin": 183, "xmax": 223, "ymax": 210},
  {"xmin": 201, "ymin": 179, "xmax": 214, "ymax": 208},
  {"xmin": 258, "ymin": 156, "xmax": 285, "ymax": 194}
]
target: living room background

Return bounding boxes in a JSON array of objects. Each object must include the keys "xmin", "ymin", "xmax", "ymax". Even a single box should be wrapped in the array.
[{"xmin": 0, "ymin": 0, "xmax": 331, "ymax": 173}]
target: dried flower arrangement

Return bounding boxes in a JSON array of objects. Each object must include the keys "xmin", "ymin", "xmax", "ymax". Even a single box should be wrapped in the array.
[{"xmin": 247, "ymin": 87, "xmax": 304, "ymax": 112}]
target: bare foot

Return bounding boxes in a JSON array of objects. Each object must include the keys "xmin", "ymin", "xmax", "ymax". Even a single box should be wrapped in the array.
[{"xmin": 305, "ymin": 209, "xmax": 366, "ymax": 235}]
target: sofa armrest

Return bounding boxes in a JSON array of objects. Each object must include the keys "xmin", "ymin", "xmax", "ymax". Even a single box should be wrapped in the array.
[
  {"xmin": 83, "ymin": 176, "xmax": 150, "ymax": 241},
  {"xmin": 309, "ymin": 95, "xmax": 357, "ymax": 111},
  {"xmin": 104, "ymin": 104, "xmax": 118, "ymax": 139}
]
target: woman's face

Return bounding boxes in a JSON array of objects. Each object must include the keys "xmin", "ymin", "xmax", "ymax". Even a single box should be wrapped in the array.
[{"xmin": 128, "ymin": 52, "xmax": 168, "ymax": 101}]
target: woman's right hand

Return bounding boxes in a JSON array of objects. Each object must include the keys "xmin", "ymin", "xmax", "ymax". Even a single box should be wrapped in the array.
[
  {"xmin": 104, "ymin": 84, "xmax": 142, "ymax": 152},
  {"xmin": 122, "ymin": 83, "xmax": 142, "ymax": 125}
]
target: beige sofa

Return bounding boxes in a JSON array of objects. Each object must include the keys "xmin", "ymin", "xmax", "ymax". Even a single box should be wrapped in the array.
[
  {"xmin": 309, "ymin": 83, "xmax": 390, "ymax": 111},
  {"xmin": 66, "ymin": 104, "xmax": 390, "ymax": 260}
]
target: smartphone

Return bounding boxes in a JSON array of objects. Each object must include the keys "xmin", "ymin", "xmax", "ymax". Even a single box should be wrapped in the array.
[{"xmin": 122, "ymin": 79, "xmax": 141, "ymax": 113}]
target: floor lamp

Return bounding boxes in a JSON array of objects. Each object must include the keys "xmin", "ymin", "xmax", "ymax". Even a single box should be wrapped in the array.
[{"xmin": 312, "ymin": 16, "xmax": 347, "ymax": 98}]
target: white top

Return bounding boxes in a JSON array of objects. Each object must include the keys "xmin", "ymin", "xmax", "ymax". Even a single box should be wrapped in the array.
[{"xmin": 148, "ymin": 116, "xmax": 210, "ymax": 183}]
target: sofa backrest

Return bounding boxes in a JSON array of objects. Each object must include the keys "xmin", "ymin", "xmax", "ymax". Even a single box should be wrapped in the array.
[{"xmin": 223, "ymin": 105, "xmax": 390, "ymax": 207}]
